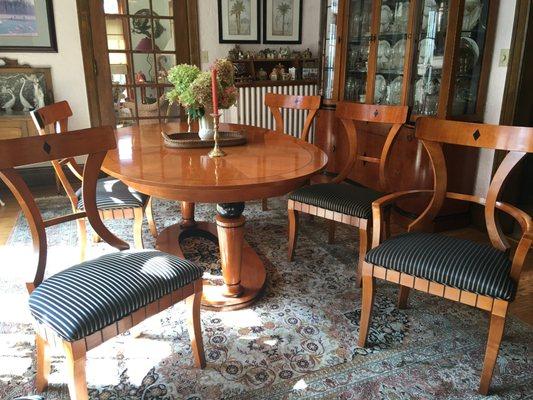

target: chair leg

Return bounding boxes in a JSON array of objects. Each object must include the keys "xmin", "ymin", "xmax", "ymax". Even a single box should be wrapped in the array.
[
  {"xmin": 35, "ymin": 334, "xmax": 51, "ymax": 392},
  {"xmin": 133, "ymin": 207, "xmax": 144, "ymax": 249},
  {"xmin": 92, "ymin": 232, "xmax": 101, "ymax": 243},
  {"xmin": 262, "ymin": 198, "xmax": 268, "ymax": 211},
  {"xmin": 76, "ymin": 218, "xmax": 87, "ymax": 262},
  {"xmin": 479, "ymin": 312, "xmax": 507, "ymax": 395},
  {"xmin": 145, "ymin": 197, "xmax": 158, "ymax": 238},
  {"xmin": 186, "ymin": 283, "xmax": 206, "ymax": 369},
  {"xmin": 62, "ymin": 341, "xmax": 88, "ymax": 400},
  {"xmin": 328, "ymin": 220, "xmax": 336, "ymax": 244},
  {"xmin": 398, "ymin": 286, "xmax": 410, "ymax": 309},
  {"xmin": 358, "ymin": 263, "xmax": 375, "ymax": 347},
  {"xmin": 356, "ymin": 226, "xmax": 370, "ymax": 288},
  {"xmin": 288, "ymin": 208, "xmax": 299, "ymax": 261}
]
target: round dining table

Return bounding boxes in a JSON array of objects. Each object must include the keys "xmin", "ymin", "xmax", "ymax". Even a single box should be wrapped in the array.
[{"xmin": 102, "ymin": 122, "xmax": 327, "ymax": 310}]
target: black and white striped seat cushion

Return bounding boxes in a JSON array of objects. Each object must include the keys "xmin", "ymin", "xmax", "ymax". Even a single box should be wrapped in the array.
[
  {"xmin": 365, "ymin": 232, "xmax": 516, "ymax": 300},
  {"xmin": 288, "ymin": 183, "xmax": 383, "ymax": 219},
  {"xmin": 28, "ymin": 250, "xmax": 203, "ymax": 341},
  {"xmin": 76, "ymin": 177, "xmax": 147, "ymax": 210}
]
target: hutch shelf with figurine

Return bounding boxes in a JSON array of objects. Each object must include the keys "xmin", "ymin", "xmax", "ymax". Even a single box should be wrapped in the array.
[
  {"xmin": 316, "ymin": 0, "xmax": 498, "ymax": 229},
  {"xmin": 228, "ymin": 46, "xmax": 319, "ymax": 87}
]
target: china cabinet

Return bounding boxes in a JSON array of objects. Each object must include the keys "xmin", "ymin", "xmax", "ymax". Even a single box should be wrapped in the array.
[{"xmin": 316, "ymin": 0, "xmax": 498, "ymax": 227}]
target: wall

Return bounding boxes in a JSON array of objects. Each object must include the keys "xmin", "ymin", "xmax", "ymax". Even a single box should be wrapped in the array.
[
  {"xmin": 470, "ymin": 0, "xmax": 517, "ymax": 196},
  {"xmin": 0, "ymin": 0, "xmax": 90, "ymax": 131},
  {"xmin": 197, "ymin": 0, "xmax": 322, "ymax": 71}
]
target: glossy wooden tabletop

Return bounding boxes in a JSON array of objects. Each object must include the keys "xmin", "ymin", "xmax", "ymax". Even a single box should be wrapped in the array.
[{"xmin": 102, "ymin": 122, "xmax": 328, "ymax": 203}]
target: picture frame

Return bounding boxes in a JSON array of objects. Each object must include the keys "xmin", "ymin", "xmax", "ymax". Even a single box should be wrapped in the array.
[
  {"xmin": 218, "ymin": 0, "xmax": 260, "ymax": 44},
  {"xmin": 0, "ymin": 57, "xmax": 54, "ymax": 114},
  {"xmin": 0, "ymin": 0, "xmax": 58, "ymax": 52},
  {"xmin": 263, "ymin": 0, "xmax": 302, "ymax": 44}
]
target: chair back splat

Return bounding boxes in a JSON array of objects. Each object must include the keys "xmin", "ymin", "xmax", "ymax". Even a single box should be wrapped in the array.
[
  {"xmin": 264, "ymin": 93, "xmax": 321, "ymax": 142},
  {"xmin": 413, "ymin": 117, "xmax": 533, "ymax": 278},
  {"xmin": 0, "ymin": 127, "xmax": 129, "ymax": 292},
  {"xmin": 333, "ymin": 102, "xmax": 409, "ymax": 191}
]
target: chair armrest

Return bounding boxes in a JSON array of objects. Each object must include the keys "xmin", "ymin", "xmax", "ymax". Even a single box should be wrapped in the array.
[{"xmin": 371, "ymin": 190, "xmax": 433, "ymax": 248}]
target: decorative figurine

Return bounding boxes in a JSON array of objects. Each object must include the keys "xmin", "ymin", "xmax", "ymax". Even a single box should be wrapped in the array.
[
  {"xmin": 258, "ymin": 68, "xmax": 268, "ymax": 80},
  {"xmin": 302, "ymin": 48, "xmax": 313, "ymax": 59},
  {"xmin": 279, "ymin": 47, "xmax": 290, "ymax": 59}
]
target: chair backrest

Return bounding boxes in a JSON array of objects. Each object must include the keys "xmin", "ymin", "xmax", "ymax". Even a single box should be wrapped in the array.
[
  {"xmin": 333, "ymin": 102, "xmax": 409, "ymax": 191},
  {"xmin": 413, "ymin": 117, "xmax": 533, "ymax": 264},
  {"xmin": 264, "ymin": 93, "xmax": 321, "ymax": 142},
  {"xmin": 0, "ymin": 127, "xmax": 129, "ymax": 294},
  {"xmin": 30, "ymin": 101, "xmax": 84, "ymax": 209}
]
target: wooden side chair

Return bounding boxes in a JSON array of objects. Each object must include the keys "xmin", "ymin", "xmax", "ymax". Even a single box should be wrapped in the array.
[
  {"xmin": 287, "ymin": 102, "xmax": 409, "ymax": 286},
  {"xmin": 0, "ymin": 127, "xmax": 205, "ymax": 400},
  {"xmin": 30, "ymin": 101, "xmax": 157, "ymax": 258},
  {"xmin": 358, "ymin": 117, "xmax": 533, "ymax": 395},
  {"xmin": 262, "ymin": 92, "xmax": 321, "ymax": 211}
]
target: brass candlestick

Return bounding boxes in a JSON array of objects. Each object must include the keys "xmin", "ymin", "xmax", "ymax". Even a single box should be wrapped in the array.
[{"xmin": 208, "ymin": 112, "xmax": 226, "ymax": 158}]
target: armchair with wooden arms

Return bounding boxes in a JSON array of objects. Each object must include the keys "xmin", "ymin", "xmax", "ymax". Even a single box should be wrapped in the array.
[
  {"xmin": 358, "ymin": 117, "xmax": 533, "ymax": 395},
  {"xmin": 287, "ymin": 102, "xmax": 409, "ymax": 286},
  {"xmin": 0, "ymin": 126, "xmax": 205, "ymax": 400},
  {"xmin": 30, "ymin": 101, "xmax": 158, "ymax": 258}
]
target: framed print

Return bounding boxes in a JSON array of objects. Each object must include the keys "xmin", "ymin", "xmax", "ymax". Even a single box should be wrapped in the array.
[
  {"xmin": 218, "ymin": 0, "xmax": 260, "ymax": 44},
  {"xmin": 0, "ymin": 0, "xmax": 57, "ymax": 52},
  {"xmin": 263, "ymin": 0, "xmax": 302, "ymax": 44},
  {"xmin": 0, "ymin": 58, "xmax": 54, "ymax": 114}
]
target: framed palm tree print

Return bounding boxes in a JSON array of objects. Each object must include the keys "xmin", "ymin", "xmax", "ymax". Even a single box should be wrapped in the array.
[
  {"xmin": 263, "ymin": 0, "xmax": 302, "ymax": 44},
  {"xmin": 218, "ymin": 0, "xmax": 260, "ymax": 43}
]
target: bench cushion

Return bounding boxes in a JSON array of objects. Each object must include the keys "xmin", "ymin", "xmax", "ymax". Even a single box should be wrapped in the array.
[
  {"xmin": 76, "ymin": 177, "xmax": 147, "ymax": 210},
  {"xmin": 288, "ymin": 183, "xmax": 383, "ymax": 219},
  {"xmin": 29, "ymin": 250, "xmax": 203, "ymax": 341},
  {"xmin": 365, "ymin": 232, "xmax": 516, "ymax": 300}
]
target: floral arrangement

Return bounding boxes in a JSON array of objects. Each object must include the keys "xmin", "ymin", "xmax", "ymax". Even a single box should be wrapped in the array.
[{"xmin": 166, "ymin": 59, "xmax": 238, "ymax": 120}]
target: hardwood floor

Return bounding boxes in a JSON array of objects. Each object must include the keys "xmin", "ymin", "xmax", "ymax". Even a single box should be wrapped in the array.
[{"xmin": 0, "ymin": 187, "xmax": 531, "ymax": 325}]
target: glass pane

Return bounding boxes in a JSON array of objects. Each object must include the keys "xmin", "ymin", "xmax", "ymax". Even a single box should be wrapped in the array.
[
  {"xmin": 106, "ymin": 16, "xmax": 127, "ymax": 50},
  {"xmin": 154, "ymin": 18, "xmax": 174, "ymax": 51},
  {"xmin": 109, "ymin": 52, "xmax": 130, "ymax": 84},
  {"xmin": 152, "ymin": 0, "xmax": 173, "ymax": 17},
  {"xmin": 130, "ymin": 15, "xmax": 154, "ymax": 49},
  {"xmin": 345, "ymin": 0, "xmax": 372, "ymax": 102},
  {"xmin": 412, "ymin": 0, "xmax": 448, "ymax": 115},
  {"xmin": 104, "ymin": 0, "xmax": 125, "ymax": 14},
  {"xmin": 128, "ymin": 0, "xmax": 151, "ymax": 14},
  {"xmin": 114, "ymin": 86, "xmax": 135, "ymax": 118},
  {"xmin": 135, "ymin": 85, "xmax": 160, "ymax": 107},
  {"xmin": 133, "ymin": 53, "xmax": 157, "ymax": 83},
  {"xmin": 155, "ymin": 54, "xmax": 176, "ymax": 84},
  {"xmin": 375, "ymin": 0, "xmax": 410, "ymax": 105},
  {"xmin": 452, "ymin": 0, "xmax": 489, "ymax": 115},
  {"xmin": 322, "ymin": 0, "xmax": 338, "ymax": 99}
]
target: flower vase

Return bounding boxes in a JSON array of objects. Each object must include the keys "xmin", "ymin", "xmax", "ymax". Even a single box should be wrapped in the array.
[{"xmin": 198, "ymin": 114, "xmax": 215, "ymax": 140}]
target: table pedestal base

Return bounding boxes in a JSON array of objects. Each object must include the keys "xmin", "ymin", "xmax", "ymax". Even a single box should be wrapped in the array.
[{"xmin": 155, "ymin": 203, "xmax": 266, "ymax": 311}]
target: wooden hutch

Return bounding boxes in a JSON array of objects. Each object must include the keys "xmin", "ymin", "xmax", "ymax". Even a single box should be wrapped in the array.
[{"xmin": 315, "ymin": 0, "xmax": 499, "ymax": 228}]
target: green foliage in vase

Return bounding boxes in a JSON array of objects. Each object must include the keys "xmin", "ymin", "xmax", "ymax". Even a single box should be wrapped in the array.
[{"xmin": 166, "ymin": 59, "xmax": 238, "ymax": 120}]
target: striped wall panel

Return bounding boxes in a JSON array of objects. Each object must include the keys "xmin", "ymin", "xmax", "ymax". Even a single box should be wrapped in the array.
[{"xmin": 234, "ymin": 84, "xmax": 319, "ymax": 142}]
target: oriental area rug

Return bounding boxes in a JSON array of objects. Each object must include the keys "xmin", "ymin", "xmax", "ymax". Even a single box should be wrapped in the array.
[{"xmin": 0, "ymin": 196, "xmax": 531, "ymax": 399}]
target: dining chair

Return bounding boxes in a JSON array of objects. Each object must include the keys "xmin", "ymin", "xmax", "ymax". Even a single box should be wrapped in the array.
[
  {"xmin": 358, "ymin": 117, "xmax": 533, "ymax": 395},
  {"xmin": 287, "ymin": 102, "xmax": 409, "ymax": 286},
  {"xmin": 0, "ymin": 126, "xmax": 206, "ymax": 400},
  {"xmin": 262, "ymin": 92, "xmax": 321, "ymax": 211},
  {"xmin": 30, "ymin": 101, "xmax": 158, "ymax": 258}
]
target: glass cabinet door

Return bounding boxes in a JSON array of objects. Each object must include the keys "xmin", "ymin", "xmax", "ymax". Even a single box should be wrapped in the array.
[
  {"xmin": 452, "ymin": 0, "xmax": 491, "ymax": 115},
  {"xmin": 412, "ymin": 0, "xmax": 449, "ymax": 115},
  {"xmin": 344, "ymin": 0, "xmax": 373, "ymax": 102},
  {"xmin": 322, "ymin": 0, "xmax": 339, "ymax": 100},
  {"xmin": 374, "ymin": 0, "xmax": 411, "ymax": 105}
]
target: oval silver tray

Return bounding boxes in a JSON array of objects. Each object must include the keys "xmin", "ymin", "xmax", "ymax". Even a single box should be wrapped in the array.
[{"xmin": 161, "ymin": 131, "xmax": 247, "ymax": 149}]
